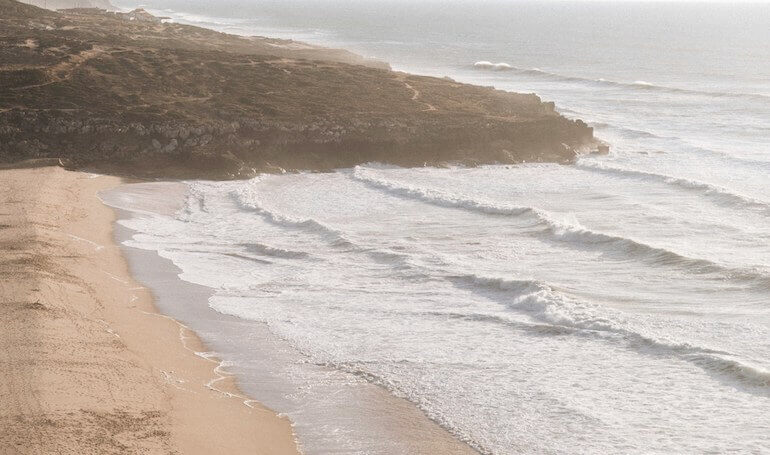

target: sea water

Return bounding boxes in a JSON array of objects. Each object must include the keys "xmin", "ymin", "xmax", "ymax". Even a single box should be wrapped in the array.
[{"xmin": 106, "ymin": 1, "xmax": 770, "ymax": 453}]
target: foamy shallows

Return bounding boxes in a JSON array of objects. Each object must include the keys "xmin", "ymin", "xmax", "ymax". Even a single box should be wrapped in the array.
[
  {"xmin": 106, "ymin": 1, "xmax": 769, "ymax": 452},
  {"xmin": 104, "ymin": 158, "xmax": 770, "ymax": 454}
]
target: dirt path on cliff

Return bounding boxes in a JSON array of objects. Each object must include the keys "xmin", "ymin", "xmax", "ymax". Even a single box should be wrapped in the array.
[
  {"xmin": 396, "ymin": 73, "xmax": 437, "ymax": 112},
  {"xmin": 10, "ymin": 45, "xmax": 107, "ymax": 91}
]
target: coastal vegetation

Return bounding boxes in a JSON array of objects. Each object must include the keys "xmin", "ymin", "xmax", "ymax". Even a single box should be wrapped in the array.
[{"xmin": 0, "ymin": 0, "xmax": 594, "ymax": 178}]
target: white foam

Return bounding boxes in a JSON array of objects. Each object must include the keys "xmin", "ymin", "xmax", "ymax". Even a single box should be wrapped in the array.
[
  {"xmin": 473, "ymin": 61, "xmax": 513, "ymax": 71},
  {"xmin": 107, "ymin": 166, "xmax": 770, "ymax": 454}
]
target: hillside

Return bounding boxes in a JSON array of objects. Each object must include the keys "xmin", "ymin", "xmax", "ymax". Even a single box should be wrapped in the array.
[
  {"xmin": 18, "ymin": 0, "xmax": 116, "ymax": 11},
  {"xmin": 0, "ymin": 0, "xmax": 597, "ymax": 178}
]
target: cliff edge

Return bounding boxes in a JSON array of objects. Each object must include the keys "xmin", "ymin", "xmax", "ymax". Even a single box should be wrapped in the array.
[{"xmin": 0, "ymin": 0, "xmax": 597, "ymax": 178}]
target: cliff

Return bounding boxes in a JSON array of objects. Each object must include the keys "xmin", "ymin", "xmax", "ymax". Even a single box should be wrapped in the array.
[{"xmin": 0, "ymin": 0, "xmax": 596, "ymax": 178}]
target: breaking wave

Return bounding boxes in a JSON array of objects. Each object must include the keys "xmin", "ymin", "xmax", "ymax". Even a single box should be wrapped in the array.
[
  {"xmin": 240, "ymin": 242, "xmax": 310, "ymax": 259},
  {"xmin": 226, "ymin": 173, "xmax": 770, "ymax": 396},
  {"xmin": 575, "ymin": 161, "xmax": 770, "ymax": 215},
  {"xmin": 232, "ymin": 178, "xmax": 355, "ymax": 249},
  {"xmin": 231, "ymin": 177, "xmax": 427, "ymax": 270},
  {"xmin": 351, "ymin": 166, "xmax": 770, "ymax": 286},
  {"xmin": 455, "ymin": 273, "xmax": 770, "ymax": 392},
  {"xmin": 473, "ymin": 61, "xmax": 513, "ymax": 71},
  {"xmin": 471, "ymin": 62, "xmax": 770, "ymax": 102}
]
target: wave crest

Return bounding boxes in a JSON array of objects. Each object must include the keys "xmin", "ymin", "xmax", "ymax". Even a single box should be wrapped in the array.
[
  {"xmin": 576, "ymin": 161, "xmax": 770, "ymax": 215},
  {"xmin": 240, "ymin": 242, "xmax": 309, "ymax": 259},
  {"xmin": 473, "ymin": 61, "xmax": 513, "ymax": 71},
  {"xmin": 232, "ymin": 179, "xmax": 355, "ymax": 249},
  {"xmin": 456, "ymin": 273, "xmax": 770, "ymax": 392},
  {"xmin": 351, "ymin": 166, "xmax": 770, "ymax": 286},
  {"xmin": 471, "ymin": 62, "xmax": 770, "ymax": 102}
]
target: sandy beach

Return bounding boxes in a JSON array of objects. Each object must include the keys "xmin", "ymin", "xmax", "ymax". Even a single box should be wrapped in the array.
[
  {"xmin": 0, "ymin": 166, "xmax": 298, "ymax": 454},
  {"xmin": 3, "ymin": 0, "xmax": 768, "ymax": 452}
]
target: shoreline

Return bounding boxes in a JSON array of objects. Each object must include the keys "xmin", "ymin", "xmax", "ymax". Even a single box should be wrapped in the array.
[
  {"xmin": 104, "ymin": 179, "xmax": 480, "ymax": 454},
  {"xmin": 0, "ymin": 166, "xmax": 298, "ymax": 454}
]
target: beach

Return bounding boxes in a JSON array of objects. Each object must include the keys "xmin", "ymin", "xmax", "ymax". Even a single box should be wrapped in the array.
[
  {"xmin": 2, "ymin": 0, "xmax": 769, "ymax": 452},
  {"xmin": 102, "ymin": 181, "xmax": 480, "ymax": 454},
  {"xmin": 0, "ymin": 166, "xmax": 298, "ymax": 454}
]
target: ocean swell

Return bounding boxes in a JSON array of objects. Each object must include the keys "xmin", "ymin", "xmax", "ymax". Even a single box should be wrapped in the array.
[
  {"xmin": 587, "ymin": 122, "xmax": 770, "ymax": 171},
  {"xmin": 575, "ymin": 161, "xmax": 770, "ymax": 216},
  {"xmin": 454, "ymin": 273, "xmax": 770, "ymax": 392},
  {"xmin": 221, "ymin": 173, "xmax": 770, "ymax": 395},
  {"xmin": 471, "ymin": 61, "xmax": 770, "ymax": 102},
  {"xmin": 351, "ymin": 166, "xmax": 770, "ymax": 286}
]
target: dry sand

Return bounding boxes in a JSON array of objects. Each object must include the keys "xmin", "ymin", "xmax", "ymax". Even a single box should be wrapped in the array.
[{"xmin": 0, "ymin": 166, "xmax": 299, "ymax": 454}]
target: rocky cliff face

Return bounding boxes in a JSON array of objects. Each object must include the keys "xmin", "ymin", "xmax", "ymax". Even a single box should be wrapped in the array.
[{"xmin": 0, "ymin": 0, "xmax": 596, "ymax": 179}]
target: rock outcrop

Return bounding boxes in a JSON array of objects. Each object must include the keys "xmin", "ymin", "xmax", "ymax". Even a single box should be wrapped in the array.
[{"xmin": 0, "ymin": 0, "xmax": 597, "ymax": 179}]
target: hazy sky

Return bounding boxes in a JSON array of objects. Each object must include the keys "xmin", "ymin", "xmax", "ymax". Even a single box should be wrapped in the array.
[{"xmin": 129, "ymin": 0, "xmax": 770, "ymax": 3}]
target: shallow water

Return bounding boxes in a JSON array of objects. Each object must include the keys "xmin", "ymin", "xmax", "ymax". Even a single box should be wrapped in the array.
[{"xmin": 108, "ymin": 1, "xmax": 769, "ymax": 453}]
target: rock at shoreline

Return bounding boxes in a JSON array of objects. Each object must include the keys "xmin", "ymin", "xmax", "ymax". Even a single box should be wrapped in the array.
[{"xmin": 0, "ymin": 0, "xmax": 596, "ymax": 179}]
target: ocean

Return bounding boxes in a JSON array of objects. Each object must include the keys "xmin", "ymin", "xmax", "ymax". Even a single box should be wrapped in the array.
[{"xmin": 104, "ymin": 1, "xmax": 770, "ymax": 453}]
